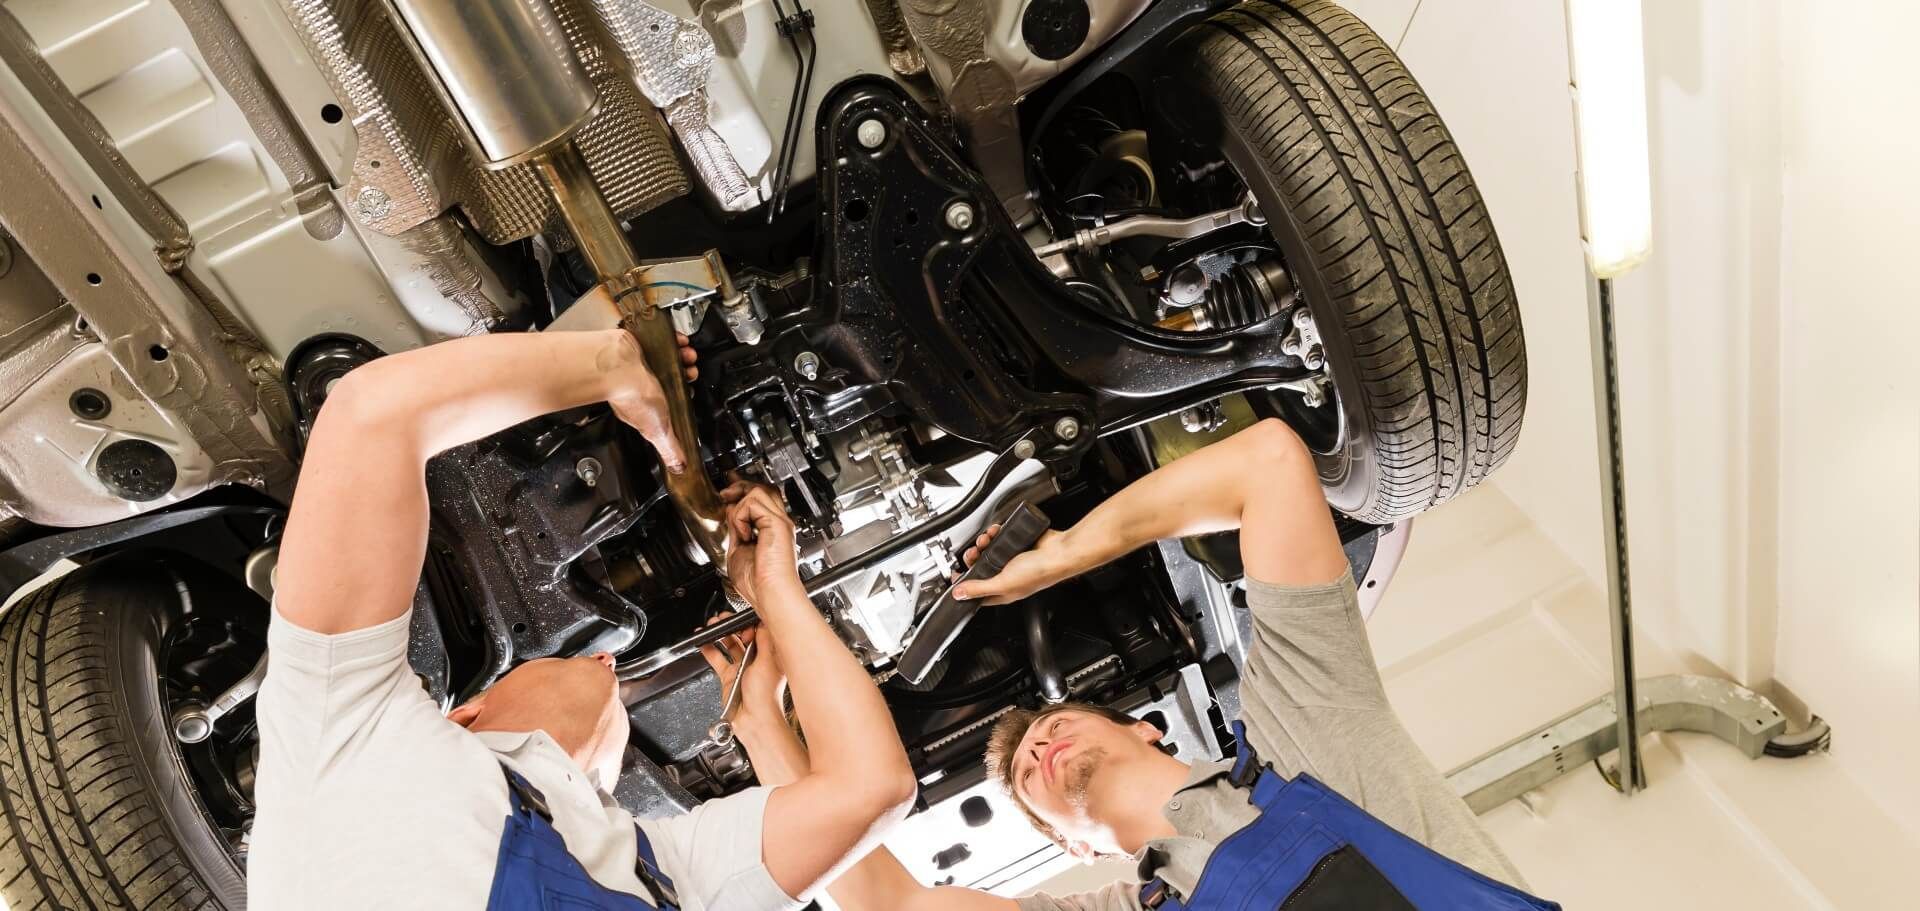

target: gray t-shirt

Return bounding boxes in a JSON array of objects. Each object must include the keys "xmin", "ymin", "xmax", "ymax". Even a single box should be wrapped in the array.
[{"xmin": 1018, "ymin": 573, "xmax": 1523, "ymax": 911}]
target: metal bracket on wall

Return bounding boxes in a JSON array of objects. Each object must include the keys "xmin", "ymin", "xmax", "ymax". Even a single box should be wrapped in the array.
[{"xmin": 1444, "ymin": 674, "xmax": 1790, "ymax": 815}]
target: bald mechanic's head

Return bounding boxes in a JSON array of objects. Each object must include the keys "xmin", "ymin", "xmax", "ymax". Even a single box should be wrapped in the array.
[{"xmin": 446, "ymin": 652, "xmax": 628, "ymax": 782}]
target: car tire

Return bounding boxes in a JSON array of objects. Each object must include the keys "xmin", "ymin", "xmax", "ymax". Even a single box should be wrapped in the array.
[
  {"xmin": 0, "ymin": 559, "xmax": 245, "ymax": 910},
  {"xmin": 1175, "ymin": 0, "xmax": 1527, "ymax": 523}
]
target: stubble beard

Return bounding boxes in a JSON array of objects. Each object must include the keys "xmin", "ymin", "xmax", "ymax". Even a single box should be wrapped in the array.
[{"xmin": 1060, "ymin": 746, "xmax": 1108, "ymax": 813}]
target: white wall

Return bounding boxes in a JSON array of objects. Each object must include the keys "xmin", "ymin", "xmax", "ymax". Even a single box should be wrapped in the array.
[
  {"xmin": 1608, "ymin": 0, "xmax": 1788, "ymax": 688},
  {"xmin": 1768, "ymin": 0, "xmax": 1920, "ymax": 839},
  {"xmin": 1370, "ymin": 0, "xmax": 1920, "ymax": 839},
  {"xmin": 1609, "ymin": 0, "xmax": 1920, "ymax": 838}
]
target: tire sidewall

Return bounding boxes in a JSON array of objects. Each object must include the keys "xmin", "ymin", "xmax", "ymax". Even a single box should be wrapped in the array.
[
  {"xmin": 103, "ymin": 563, "xmax": 248, "ymax": 907},
  {"xmin": 1197, "ymin": 88, "xmax": 1385, "ymax": 519}
]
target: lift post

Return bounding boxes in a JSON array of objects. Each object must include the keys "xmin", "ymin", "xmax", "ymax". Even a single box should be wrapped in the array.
[{"xmin": 1445, "ymin": 674, "xmax": 1788, "ymax": 813}]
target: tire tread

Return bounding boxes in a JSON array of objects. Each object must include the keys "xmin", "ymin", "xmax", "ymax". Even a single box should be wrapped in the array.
[
  {"xmin": 0, "ymin": 569, "xmax": 226, "ymax": 910},
  {"xmin": 1184, "ymin": 0, "xmax": 1526, "ymax": 521}
]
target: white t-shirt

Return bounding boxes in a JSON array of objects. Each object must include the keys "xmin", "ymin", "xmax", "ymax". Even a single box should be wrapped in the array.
[{"xmin": 247, "ymin": 607, "xmax": 801, "ymax": 911}]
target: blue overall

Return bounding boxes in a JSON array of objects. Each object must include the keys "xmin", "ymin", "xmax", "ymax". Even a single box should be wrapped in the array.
[
  {"xmin": 486, "ymin": 767, "xmax": 680, "ymax": 910},
  {"xmin": 1139, "ymin": 724, "xmax": 1559, "ymax": 910}
]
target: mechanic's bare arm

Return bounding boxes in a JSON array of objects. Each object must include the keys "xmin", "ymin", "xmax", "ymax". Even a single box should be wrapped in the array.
[
  {"xmin": 956, "ymin": 418, "xmax": 1347, "ymax": 604},
  {"xmin": 717, "ymin": 485, "xmax": 919, "ymax": 899},
  {"xmin": 277, "ymin": 326, "xmax": 692, "ymax": 635},
  {"xmin": 707, "ymin": 630, "xmax": 1013, "ymax": 911}
]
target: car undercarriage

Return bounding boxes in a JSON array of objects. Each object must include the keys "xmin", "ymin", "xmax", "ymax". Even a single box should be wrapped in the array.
[{"xmin": 0, "ymin": 0, "xmax": 1519, "ymax": 902}]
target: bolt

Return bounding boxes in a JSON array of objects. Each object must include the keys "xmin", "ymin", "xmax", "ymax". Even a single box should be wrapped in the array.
[
  {"xmin": 1179, "ymin": 404, "xmax": 1225, "ymax": 434},
  {"xmin": 1052, "ymin": 416, "xmax": 1081, "ymax": 441},
  {"xmin": 1281, "ymin": 335, "xmax": 1302, "ymax": 356},
  {"xmin": 793, "ymin": 350, "xmax": 821, "ymax": 380},
  {"xmin": 353, "ymin": 186, "xmax": 392, "ymax": 221},
  {"xmin": 1012, "ymin": 439, "xmax": 1037, "ymax": 459},
  {"xmin": 575, "ymin": 456, "xmax": 602, "ymax": 488},
  {"xmin": 1303, "ymin": 344, "xmax": 1325, "ymax": 370},
  {"xmin": 856, "ymin": 118, "xmax": 887, "ymax": 149},
  {"xmin": 1292, "ymin": 307, "xmax": 1314, "ymax": 329},
  {"xmin": 944, "ymin": 201, "xmax": 976, "ymax": 231},
  {"xmin": 674, "ymin": 30, "xmax": 705, "ymax": 62}
]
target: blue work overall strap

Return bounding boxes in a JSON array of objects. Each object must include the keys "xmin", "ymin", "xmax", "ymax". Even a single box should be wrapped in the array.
[
  {"xmin": 485, "ymin": 766, "xmax": 679, "ymax": 910},
  {"xmin": 1139, "ymin": 723, "xmax": 1559, "ymax": 911}
]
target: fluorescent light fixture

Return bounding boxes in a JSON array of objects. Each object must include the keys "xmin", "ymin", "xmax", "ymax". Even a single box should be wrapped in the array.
[{"xmin": 1565, "ymin": 0, "xmax": 1653, "ymax": 278}]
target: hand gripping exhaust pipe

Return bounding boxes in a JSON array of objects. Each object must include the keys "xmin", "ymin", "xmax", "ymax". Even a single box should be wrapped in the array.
[{"xmin": 383, "ymin": 0, "xmax": 729, "ymax": 563}]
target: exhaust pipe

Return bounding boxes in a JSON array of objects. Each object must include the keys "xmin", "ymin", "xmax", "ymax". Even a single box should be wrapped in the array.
[
  {"xmin": 534, "ymin": 145, "xmax": 731, "ymax": 564},
  {"xmin": 382, "ymin": 0, "xmax": 730, "ymax": 563}
]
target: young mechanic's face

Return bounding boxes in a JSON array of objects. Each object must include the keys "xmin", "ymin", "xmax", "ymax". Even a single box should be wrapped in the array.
[
  {"xmin": 1008, "ymin": 710, "xmax": 1167, "ymax": 858},
  {"xmin": 452, "ymin": 652, "xmax": 628, "ymax": 780}
]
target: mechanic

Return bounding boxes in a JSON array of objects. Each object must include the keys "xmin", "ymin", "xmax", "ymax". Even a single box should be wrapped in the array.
[
  {"xmin": 247, "ymin": 313, "xmax": 918, "ymax": 910},
  {"xmin": 704, "ymin": 418, "xmax": 1561, "ymax": 910}
]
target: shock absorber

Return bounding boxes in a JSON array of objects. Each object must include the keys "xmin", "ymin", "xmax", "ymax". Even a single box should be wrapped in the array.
[{"xmin": 1158, "ymin": 259, "xmax": 1294, "ymax": 332}]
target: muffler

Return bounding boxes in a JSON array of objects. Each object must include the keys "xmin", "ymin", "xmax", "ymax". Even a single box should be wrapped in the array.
[{"xmin": 382, "ymin": 0, "xmax": 729, "ymax": 563}]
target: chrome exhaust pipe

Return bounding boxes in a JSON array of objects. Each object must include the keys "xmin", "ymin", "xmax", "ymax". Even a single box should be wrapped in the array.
[
  {"xmin": 383, "ymin": 0, "xmax": 729, "ymax": 563},
  {"xmin": 381, "ymin": 0, "xmax": 597, "ymax": 169}
]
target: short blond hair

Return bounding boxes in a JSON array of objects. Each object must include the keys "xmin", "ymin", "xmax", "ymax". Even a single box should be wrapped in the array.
[{"xmin": 982, "ymin": 702, "xmax": 1141, "ymax": 847}]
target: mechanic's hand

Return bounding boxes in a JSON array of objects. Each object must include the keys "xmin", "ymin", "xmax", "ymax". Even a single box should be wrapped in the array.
[
  {"xmin": 719, "ymin": 481, "xmax": 801, "ymax": 604},
  {"xmin": 950, "ymin": 524, "xmax": 1070, "ymax": 605},
  {"xmin": 561, "ymin": 285, "xmax": 702, "ymax": 385},
  {"xmin": 698, "ymin": 614, "xmax": 788, "ymax": 729},
  {"xmin": 603, "ymin": 330, "xmax": 697, "ymax": 473}
]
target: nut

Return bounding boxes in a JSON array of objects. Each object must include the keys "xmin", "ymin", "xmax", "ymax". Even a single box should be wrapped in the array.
[
  {"xmin": 575, "ymin": 457, "xmax": 602, "ymax": 488},
  {"xmin": 1012, "ymin": 439, "xmax": 1037, "ymax": 459},
  {"xmin": 944, "ymin": 201, "xmax": 976, "ymax": 231},
  {"xmin": 1052, "ymin": 416, "xmax": 1081, "ymax": 441},
  {"xmin": 793, "ymin": 350, "xmax": 822, "ymax": 380},
  {"xmin": 856, "ymin": 118, "xmax": 887, "ymax": 149}
]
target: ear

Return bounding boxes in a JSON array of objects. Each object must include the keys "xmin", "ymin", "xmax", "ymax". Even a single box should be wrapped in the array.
[
  {"xmin": 1066, "ymin": 839, "xmax": 1099, "ymax": 862},
  {"xmin": 1130, "ymin": 719, "xmax": 1164, "ymax": 744},
  {"xmin": 447, "ymin": 697, "xmax": 485, "ymax": 729}
]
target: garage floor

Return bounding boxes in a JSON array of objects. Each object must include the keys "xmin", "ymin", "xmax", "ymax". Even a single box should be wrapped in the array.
[{"xmin": 1028, "ymin": 483, "xmax": 1920, "ymax": 908}]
